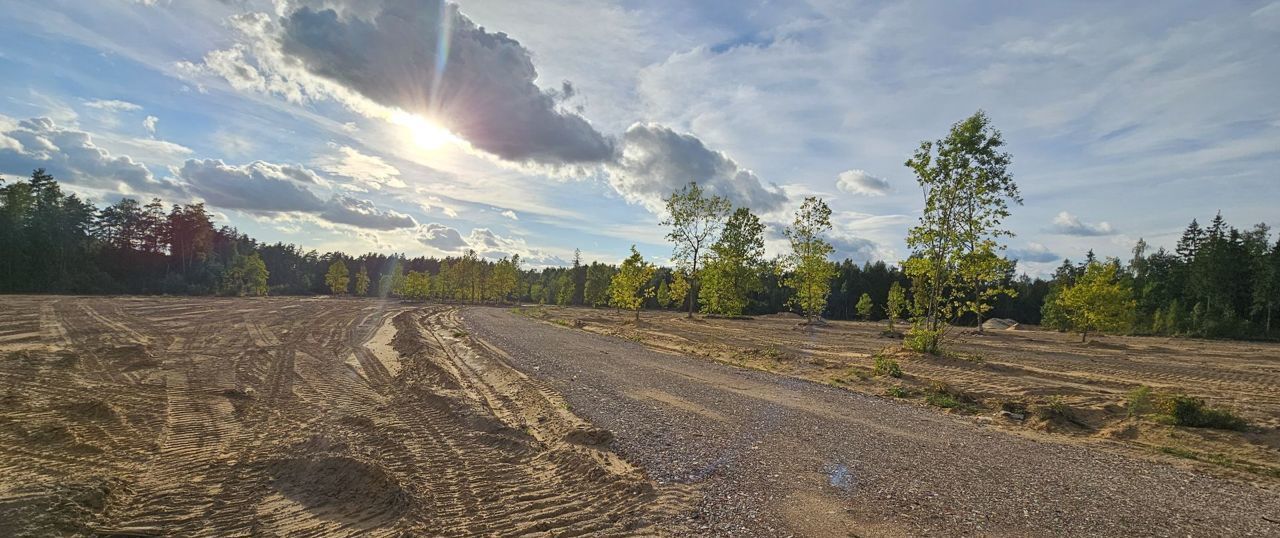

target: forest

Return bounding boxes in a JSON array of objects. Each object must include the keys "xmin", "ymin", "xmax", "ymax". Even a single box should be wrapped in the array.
[{"xmin": 2, "ymin": 160, "xmax": 1277, "ymax": 340}]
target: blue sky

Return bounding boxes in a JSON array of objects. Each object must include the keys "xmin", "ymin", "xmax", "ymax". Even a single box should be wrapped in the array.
[{"xmin": 1, "ymin": 0, "xmax": 1277, "ymax": 275}]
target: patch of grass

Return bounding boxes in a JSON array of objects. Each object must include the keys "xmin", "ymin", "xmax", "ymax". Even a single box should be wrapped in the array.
[
  {"xmin": 1159, "ymin": 394, "xmax": 1248, "ymax": 431},
  {"xmin": 872, "ymin": 354, "xmax": 903, "ymax": 378},
  {"xmin": 924, "ymin": 381, "xmax": 972, "ymax": 410},
  {"xmin": 1126, "ymin": 386, "xmax": 1155, "ymax": 417},
  {"xmin": 884, "ymin": 385, "xmax": 910, "ymax": 398},
  {"xmin": 1035, "ymin": 396, "xmax": 1089, "ymax": 428}
]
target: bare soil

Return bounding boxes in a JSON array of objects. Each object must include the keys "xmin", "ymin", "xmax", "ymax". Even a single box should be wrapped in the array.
[
  {"xmin": 0, "ymin": 296, "xmax": 690, "ymax": 537},
  {"xmin": 515, "ymin": 306, "xmax": 1280, "ymax": 486}
]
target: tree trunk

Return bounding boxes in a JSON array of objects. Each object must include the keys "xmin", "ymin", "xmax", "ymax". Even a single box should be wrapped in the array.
[
  {"xmin": 635, "ymin": 308, "xmax": 640, "ymax": 322},
  {"xmin": 1081, "ymin": 329, "xmax": 1088, "ymax": 343}
]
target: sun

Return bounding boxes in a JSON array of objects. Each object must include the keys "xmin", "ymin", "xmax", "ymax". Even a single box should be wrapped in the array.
[{"xmin": 390, "ymin": 110, "xmax": 456, "ymax": 151}]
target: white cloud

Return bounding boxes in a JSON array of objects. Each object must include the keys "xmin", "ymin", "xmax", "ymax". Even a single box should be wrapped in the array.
[
  {"xmin": 314, "ymin": 144, "xmax": 405, "ymax": 190},
  {"xmin": 1049, "ymin": 211, "xmax": 1115, "ymax": 236},
  {"xmin": 418, "ymin": 222, "xmax": 469, "ymax": 252},
  {"xmin": 500, "ymin": 209, "xmax": 518, "ymax": 220},
  {"xmin": 1008, "ymin": 242, "xmax": 1060, "ymax": 263},
  {"xmin": 0, "ymin": 116, "xmax": 169, "ymax": 194},
  {"xmin": 143, "ymin": 115, "xmax": 158, "ymax": 137},
  {"xmin": 835, "ymin": 169, "xmax": 891, "ymax": 196},
  {"xmin": 84, "ymin": 99, "xmax": 141, "ymax": 112}
]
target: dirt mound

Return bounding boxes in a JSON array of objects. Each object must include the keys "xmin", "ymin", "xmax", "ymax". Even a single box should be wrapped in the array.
[
  {"xmin": 565, "ymin": 426, "xmax": 615, "ymax": 447},
  {"xmin": 265, "ymin": 455, "xmax": 409, "ymax": 517},
  {"xmin": 982, "ymin": 318, "xmax": 1021, "ymax": 331}
]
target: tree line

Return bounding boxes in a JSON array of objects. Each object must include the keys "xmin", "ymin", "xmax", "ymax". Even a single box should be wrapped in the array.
[{"xmin": 3, "ymin": 109, "xmax": 1274, "ymax": 344}]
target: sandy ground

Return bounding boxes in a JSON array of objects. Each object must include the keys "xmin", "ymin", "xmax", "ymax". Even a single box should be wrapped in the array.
[
  {"xmin": 515, "ymin": 306, "xmax": 1280, "ymax": 487},
  {"xmin": 0, "ymin": 297, "xmax": 689, "ymax": 537},
  {"xmin": 465, "ymin": 306, "xmax": 1280, "ymax": 536}
]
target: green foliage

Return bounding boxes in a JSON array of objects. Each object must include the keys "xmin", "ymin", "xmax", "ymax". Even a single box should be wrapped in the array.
[
  {"xmin": 699, "ymin": 207, "xmax": 765, "ymax": 316},
  {"xmin": 353, "ymin": 265, "xmax": 370, "ymax": 296},
  {"xmin": 885, "ymin": 281, "xmax": 908, "ymax": 329},
  {"xmin": 924, "ymin": 382, "xmax": 967, "ymax": 409},
  {"xmin": 904, "ymin": 326, "xmax": 943, "ymax": 354},
  {"xmin": 1159, "ymin": 394, "xmax": 1248, "ymax": 431},
  {"xmin": 1126, "ymin": 386, "xmax": 1155, "ymax": 417},
  {"xmin": 583, "ymin": 262, "xmax": 614, "ymax": 307},
  {"xmin": 884, "ymin": 385, "xmax": 910, "ymax": 398},
  {"xmin": 609, "ymin": 245, "xmax": 657, "ymax": 320},
  {"xmin": 662, "ymin": 182, "xmax": 732, "ymax": 317},
  {"xmin": 219, "ymin": 253, "xmax": 269, "ymax": 297},
  {"xmin": 1054, "ymin": 261, "xmax": 1135, "ymax": 341},
  {"xmin": 782, "ymin": 197, "xmax": 836, "ymax": 321},
  {"xmin": 855, "ymin": 293, "xmax": 874, "ymax": 320},
  {"xmin": 325, "ymin": 261, "xmax": 350, "ymax": 295},
  {"xmin": 903, "ymin": 110, "xmax": 1020, "ymax": 348},
  {"xmin": 872, "ymin": 353, "xmax": 902, "ymax": 378}
]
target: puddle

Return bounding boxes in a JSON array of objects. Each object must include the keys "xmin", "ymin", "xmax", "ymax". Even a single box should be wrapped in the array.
[{"xmin": 826, "ymin": 463, "xmax": 855, "ymax": 492}]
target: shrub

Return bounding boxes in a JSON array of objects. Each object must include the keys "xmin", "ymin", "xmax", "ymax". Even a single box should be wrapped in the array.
[
  {"xmin": 872, "ymin": 354, "xmax": 903, "ymax": 378},
  {"xmin": 1159, "ymin": 394, "xmax": 1248, "ymax": 431},
  {"xmin": 884, "ymin": 385, "xmax": 909, "ymax": 398},
  {"xmin": 904, "ymin": 327, "xmax": 943, "ymax": 354},
  {"xmin": 1126, "ymin": 386, "xmax": 1154, "ymax": 417},
  {"xmin": 924, "ymin": 381, "xmax": 967, "ymax": 409}
]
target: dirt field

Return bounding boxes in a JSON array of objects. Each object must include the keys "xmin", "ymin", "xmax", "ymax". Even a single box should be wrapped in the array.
[
  {"xmin": 0, "ymin": 297, "xmax": 689, "ymax": 537},
  {"xmin": 517, "ymin": 306, "xmax": 1280, "ymax": 484}
]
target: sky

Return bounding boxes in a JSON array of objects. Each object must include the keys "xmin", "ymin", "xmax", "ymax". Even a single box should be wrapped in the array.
[{"xmin": 1, "ymin": 0, "xmax": 1277, "ymax": 276}]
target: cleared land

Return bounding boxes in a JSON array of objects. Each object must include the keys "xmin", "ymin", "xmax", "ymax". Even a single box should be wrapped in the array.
[
  {"xmin": 0, "ymin": 296, "xmax": 689, "ymax": 537},
  {"xmin": 2, "ymin": 297, "xmax": 1278, "ymax": 536},
  {"xmin": 516, "ymin": 306, "xmax": 1280, "ymax": 486}
]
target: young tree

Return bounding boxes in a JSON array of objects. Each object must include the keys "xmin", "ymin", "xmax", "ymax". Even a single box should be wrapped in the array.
[
  {"xmin": 667, "ymin": 270, "xmax": 690, "ymax": 310},
  {"xmin": 903, "ymin": 110, "xmax": 1020, "ymax": 350},
  {"xmin": 354, "ymin": 265, "xmax": 371, "ymax": 296},
  {"xmin": 609, "ymin": 245, "xmax": 657, "ymax": 321},
  {"xmin": 885, "ymin": 281, "xmax": 908, "ymax": 330},
  {"xmin": 699, "ymin": 207, "xmax": 765, "ymax": 316},
  {"xmin": 855, "ymin": 293, "xmax": 874, "ymax": 321},
  {"xmin": 782, "ymin": 197, "xmax": 836, "ymax": 322},
  {"xmin": 325, "ymin": 260, "xmax": 350, "ymax": 295},
  {"xmin": 1055, "ymin": 261, "xmax": 1135, "ymax": 342},
  {"xmin": 661, "ymin": 182, "xmax": 732, "ymax": 318},
  {"xmin": 221, "ymin": 253, "xmax": 269, "ymax": 296}
]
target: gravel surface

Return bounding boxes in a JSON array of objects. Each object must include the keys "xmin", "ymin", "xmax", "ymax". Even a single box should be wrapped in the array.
[{"xmin": 462, "ymin": 306, "xmax": 1280, "ymax": 537}]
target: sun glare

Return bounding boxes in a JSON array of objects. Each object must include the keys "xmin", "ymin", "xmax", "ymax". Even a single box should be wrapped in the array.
[{"xmin": 390, "ymin": 110, "xmax": 456, "ymax": 151}]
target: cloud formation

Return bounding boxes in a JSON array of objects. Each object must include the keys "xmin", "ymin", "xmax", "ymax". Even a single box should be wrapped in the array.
[
  {"xmin": 314, "ymin": 144, "xmax": 405, "ymax": 190},
  {"xmin": 176, "ymin": 159, "xmax": 414, "ymax": 230},
  {"xmin": 417, "ymin": 222, "xmax": 469, "ymax": 252},
  {"xmin": 0, "ymin": 116, "xmax": 167, "ymax": 193},
  {"xmin": 610, "ymin": 122, "xmax": 787, "ymax": 213},
  {"xmin": 835, "ymin": 169, "xmax": 891, "ymax": 196},
  {"xmin": 195, "ymin": 0, "xmax": 613, "ymax": 167},
  {"xmin": 84, "ymin": 99, "xmax": 141, "ymax": 112},
  {"xmin": 143, "ymin": 115, "xmax": 158, "ymax": 137},
  {"xmin": 1049, "ymin": 211, "xmax": 1115, "ymax": 236},
  {"xmin": 1008, "ymin": 242, "xmax": 1061, "ymax": 263}
]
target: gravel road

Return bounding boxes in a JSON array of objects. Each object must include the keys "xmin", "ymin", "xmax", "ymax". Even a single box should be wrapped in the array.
[{"xmin": 461, "ymin": 306, "xmax": 1280, "ymax": 537}]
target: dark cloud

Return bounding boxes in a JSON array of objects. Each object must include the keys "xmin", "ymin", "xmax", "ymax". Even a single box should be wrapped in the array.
[
  {"xmin": 0, "ymin": 117, "xmax": 173, "ymax": 193},
  {"xmin": 418, "ymin": 222, "xmax": 469, "ymax": 252},
  {"xmin": 321, "ymin": 195, "xmax": 416, "ymax": 230},
  {"xmin": 829, "ymin": 235, "xmax": 882, "ymax": 265},
  {"xmin": 1008, "ymin": 243, "xmax": 1061, "ymax": 263},
  {"xmin": 277, "ymin": 0, "xmax": 613, "ymax": 166},
  {"xmin": 177, "ymin": 159, "xmax": 414, "ymax": 230},
  {"xmin": 178, "ymin": 159, "xmax": 327, "ymax": 213},
  {"xmin": 1049, "ymin": 211, "xmax": 1115, "ymax": 236},
  {"xmin": 610, "ymin": 123, "xmax": 787, "ymax": 212}
]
